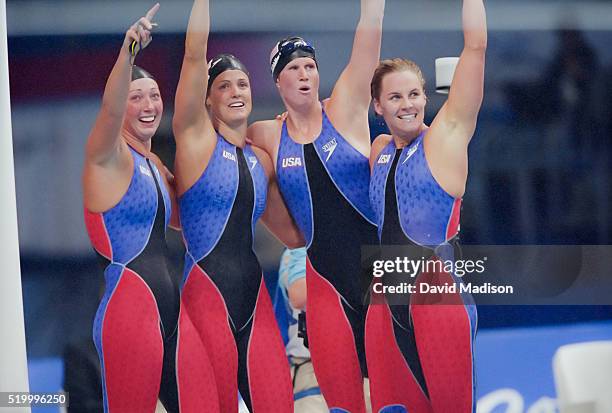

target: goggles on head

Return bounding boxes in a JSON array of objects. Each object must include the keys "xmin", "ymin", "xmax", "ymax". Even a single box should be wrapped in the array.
[{"xmin": 270, "ymin": 37, "xmax": 316, "ymax": 80}]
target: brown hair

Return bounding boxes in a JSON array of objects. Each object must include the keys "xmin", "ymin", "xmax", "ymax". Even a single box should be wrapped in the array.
[{"xmin": 370, "ymin": 58, "xmax": 426, "ymax": 101}]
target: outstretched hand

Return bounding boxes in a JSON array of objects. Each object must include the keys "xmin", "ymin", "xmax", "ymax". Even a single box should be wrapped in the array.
[{"xmin": 124, "ymin": 3, "xmax": 160, "ymax": 62}]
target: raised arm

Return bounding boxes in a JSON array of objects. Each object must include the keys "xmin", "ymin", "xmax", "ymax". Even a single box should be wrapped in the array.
[
  {"xmin": 173, "ymin": 0, "xmax": 212, "ymax": 140},
  {"xmin": 425, "ymin": 0, "xmax": 487, "ymax": 198},
  {"xmin": 85, "ymin": 4, "xmax": 159, "ymax": 166},
  {"xmin": 331, "ymin": 0, "xmax": 384, "ymax": 109},
  {"xmin": 437, "ymin": 0, "xmax": 487, "ymax": 140},
  {"xmin": 326, "ymin": 0, "xmax": 385, "ymax": 151}
]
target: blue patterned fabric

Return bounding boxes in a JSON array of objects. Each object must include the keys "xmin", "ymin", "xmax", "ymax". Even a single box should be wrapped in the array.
[
  {"xmin": 311, "ymin": 111, "xmax": 375, "ymax": 224},
  {"xmin": 369, "ymin": 133, "xmax": 459, "ymax": 247},
  {"xmin": 369, "ymin": 140, "xmax": 397, "ymax": 240},
  {"xmin": 179, "ymin": 135, "xmax": 268, "ymax": 262},
  {"xmin": 276, "ymin": 125, "xmax": 313, "ymax": 246},
  {"xmin": 181, "ymin": 253, "xmax": 197, "ymax": 290},
  {"xmin": 102, "ymin": 146, "xmax": 170, "ymax": 264},
  {"xmin": 380, "ymin": 406, "xmax": 408, "ymax": 413},
  {"xmin": 276, "ymin": 108, "xmax": 375, "ymax": 246},
  {"xmin": 243, "ymin": 145, "xmax": 268, "ymax": 237}
]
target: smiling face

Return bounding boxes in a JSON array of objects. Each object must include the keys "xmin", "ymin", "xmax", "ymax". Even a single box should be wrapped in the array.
[
  {"xmin": 206, "ymin": 69, "xmax": 252, "ymax": 127},
  {"xmin": 276, "ymin": 57, "xmax": 319, "ymax": 108},
  {"xmin": 373, "ymin": 69, "xmax": 427, "ymax": 140},
  {"xmin": 123, "ymin": 77, "xmax": 163, "ymax": 142}
]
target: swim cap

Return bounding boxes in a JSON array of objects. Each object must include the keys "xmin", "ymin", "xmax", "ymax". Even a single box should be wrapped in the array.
[
  {"xmin": 207, "ymin": 53, "xmax": 249, "ymax": 90},
  {"xmin": 270, "ymin": 36, "xmax": 317, "ymax": 81},
  {"xmin": 131, "ymin": 65, "xmax": 155, "ymax": 81}
]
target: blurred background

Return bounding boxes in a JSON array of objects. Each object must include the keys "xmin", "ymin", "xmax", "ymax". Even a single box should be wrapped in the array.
[{"xmin": 6, "ymin": 0, "xmax": 612, "ymax": 411}]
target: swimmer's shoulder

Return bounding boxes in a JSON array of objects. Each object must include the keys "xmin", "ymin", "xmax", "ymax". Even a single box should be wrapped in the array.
[
  {"xmin": 248, "ymin": 118, "xmax": 283, "ymax": 152},
  {"xmin": 370, "ymin": 133, "xmax": 394, "ymax": 168}
]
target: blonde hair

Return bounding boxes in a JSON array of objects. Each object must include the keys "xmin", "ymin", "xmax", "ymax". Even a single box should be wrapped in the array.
[{"xmin": 370, "ymin": 58, "xmax": 426, "ymax": 101}]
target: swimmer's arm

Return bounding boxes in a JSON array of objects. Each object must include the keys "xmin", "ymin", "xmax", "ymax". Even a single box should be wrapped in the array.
[
  {"xmin": 169, "ymin": 203, "xmax": 181, "ymax": 230},
  {"xmin": 173, "ymin": 0, "xmax": 214, "ymax": 142},
  {"xmin": 261, "ymin": 180, "xmax": 306, "ymax": 249},
  {"xmin": 86, "ymin": 5, "xmax": 158, "ymax": 166},
  {"xmin": 443, "ymin": 0, "xmax": 487, "ymax": 138},
  {"xmin": 247, "ymin": 120, "xmax": 279, "ymax": 160},
  {"xmin": 254, "ymin": 147, "xmax": 305, "ymax": 248},
  {"xmin": 425, "ymin": 0, "xmax": 486, "ymax": 198},
  {"xmin": 168, "ymin": 198, "xmax": 182, "ymax": 230},
  {"xmin": 326, "ymin": 0, "xmax": 384, "ymax": 143},
  {"xmin": 148, "ymin": 155, "xmax": 182, "ymax": 229},
  {"xmin": 163, "ymin": 166, "xmax": 182, "ymax": 230}
]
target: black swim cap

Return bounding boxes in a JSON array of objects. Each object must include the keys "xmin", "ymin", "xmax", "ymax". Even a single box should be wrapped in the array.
[
  {"xmin": 131, "ymin": 65, "xmax": 155, "ymax": 82},
  {"xmin": 270, "ymin": 36, "xmax": 317, "ymax": 81},
  {"xmin": 207, "ymin": 54, "xmax": 249, "ymax": 90}
]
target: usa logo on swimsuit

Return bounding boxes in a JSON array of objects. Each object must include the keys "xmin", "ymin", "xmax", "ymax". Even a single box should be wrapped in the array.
[
  {"xmin": 402, "ymin": 143, "xmax": 419, "ymax": 164},
  {"xmin": 377, "ymin": 154, "xmax": 391, "ymax": 164},
  {"xmin": 223, "ymin": 150, "xmax": 237, "ymax": 161},
  {"xmin": 322, "ymin": 138, "xmax": 338, "ymax": 162},
  {"xmin": 281, "ymin": 157, "xmax": 302, "ymax": 168}
]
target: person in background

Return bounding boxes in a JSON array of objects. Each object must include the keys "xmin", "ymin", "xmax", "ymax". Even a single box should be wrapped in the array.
[{"xmin": 276, "ymin": 247, "xmax": 328, "ymax": 413}]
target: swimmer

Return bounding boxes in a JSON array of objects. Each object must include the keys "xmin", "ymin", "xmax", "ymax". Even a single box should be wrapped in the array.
[
  {"xmin": 247, "ymin": 1, "xmax": 385, "ymax": 412},
  {"xmin": 83, "ymin": 4, "xmax": 219, "ymax": 411},
  {"xmin": 366, "ymin": 1, "xmax": 487, "ymax": 412},
  {"xmin": 173, "ymin": 0, "xmax": 302, "ymax": 411}
]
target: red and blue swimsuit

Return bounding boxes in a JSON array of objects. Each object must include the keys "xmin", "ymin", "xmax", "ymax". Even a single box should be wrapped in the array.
[
  {"xmin": 367, "ymin": 132, "xmax": 477, "ymax": 413},
  {"xmin": 179, "ymin": 135, "xmax": 293, "ymax": 413},
  {"xmin": 85, "ymin": 146, "xmax": 218, "ymax": 412},
  {"xmin": 276, "ymin": 110, "xmax": 379, "ymax": 413}
]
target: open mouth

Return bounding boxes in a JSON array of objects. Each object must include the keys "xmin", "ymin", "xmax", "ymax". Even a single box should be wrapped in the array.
[
  {"xmin": 398, "ymin": 114, "xmax": 417, "ymax": 122},
  {"xmin": 229, "ymin": 102, "xmax": 245, "ymax": 108},
  {"xmin": 139, "ymin": 116, "xmax": 156, "ymax": 124},
  {"xmin": 298, "ymin": 86, "xmax": 311, "ymax": 93}
]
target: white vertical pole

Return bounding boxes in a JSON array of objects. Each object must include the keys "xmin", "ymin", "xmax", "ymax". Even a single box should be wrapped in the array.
[{"xmin": 0, "ymin": 0, "xmax": 31, "ymax": 409}]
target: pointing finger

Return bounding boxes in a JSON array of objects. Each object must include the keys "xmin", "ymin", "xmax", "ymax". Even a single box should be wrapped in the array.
[{"xmin": 145, "ymin": 3, "xmax": 160, "ymax": 22}]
